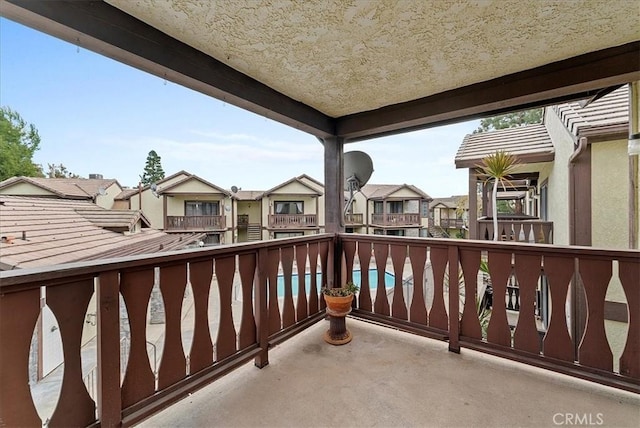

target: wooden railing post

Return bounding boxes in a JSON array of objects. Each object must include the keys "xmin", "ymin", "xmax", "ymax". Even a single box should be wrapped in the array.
[
  {"xmin": 254, "ymin": 247, "xmax": 269, "ymax": 368},
  {"xmin": 97, "ymin": 271, "xmax": 122, "ymax": 426},
  {"xmin": 448, "ymin": 244, "xmax": 460, "ymax": 353}
]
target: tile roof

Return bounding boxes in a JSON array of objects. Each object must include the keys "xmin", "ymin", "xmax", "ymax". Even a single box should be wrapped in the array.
[
  {"xmin": 234, "ymin": 190, "xmax": 264, "ymax": 200},
  {"xmin": 455, "ymin": 124, "xmax": 554, "ymax": 168},
  {"xmin": 114, "ymin": 188, "xmax": 139, "ymax": 200},
  {"xmin": 0, "ymin": 196, "xmax": 202, "ymax": 269},
  {"xmin": 455, "ymin": 85, "xmax": 629, "ymax": 169},
  {"xmin": 74, "ymin": 209, "xmax": 151, "ymax": 230},
  {"xmin": 360, "ymin": 184, "xmax": 432, "ymax": 200},
  {"xmin": 553, "ymin": 85, "xmax": 628, "ymax": 137},
  {"xmin": 158, "ymin": 174, "xmax": 231, "ymax": 196},
  {"xmin": 0, "ymin": 176, "xmax": 119, "ymax": 199},
  {"xmin": 431, "ymin": 195, "xmax": 468, "ymax": 210}
]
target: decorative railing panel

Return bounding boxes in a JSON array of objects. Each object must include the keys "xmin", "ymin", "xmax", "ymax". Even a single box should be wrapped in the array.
[
  {"xmin": 344, "ymin": 213, "xmax": 364, "ymax": 224},
  {"xmin": 1, "ymin": 234, "xmax": 638, "ymax": 427},
  {"xmin": 268, "ymin": 214, "xmax": 317, "ymax": 228},
  {"xmin": 339, "ymin": 234, "xmax": 640, "ymax": 393},
  {"xmin": 166, "ymin": 215, "xmax": 226, "ymax": 231},
  {"xmin": 478, "ymin": 219, "xmax": 553, "ymax": 243},
  {"xmin": 0, "ymin": 234, "xmax": 333, "ymax": 427},
  {"xmin": 371, "ymin": 213, "xmax": 420, "ymax": 226},
  {"xmin": 439, "ymin": 218, "xmax": 465, "ymax": 229}
]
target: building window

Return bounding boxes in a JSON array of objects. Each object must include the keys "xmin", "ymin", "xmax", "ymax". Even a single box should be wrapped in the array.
[
  {"xmin": 386, "ymin": 229, "xmax": 405, "ymax": 236},
  {"xmin": 421, "ymin": 200, "xmax": 429, "ymax": 218},
  {"xmin": 387, "ymin": 201, "xmax": 403, "ymax": 213},
  {"xmin": 373, "ymin": 201, "xmax": 384, "ymax": 214},
  {"xmin": 274, "ymin": 231, "xmax": 304, "ymax": 239},
  {"xmin": 274, "ymin": 201, "xmax": 303, "ymax": 214},
  {"xmin": 186, "ymin": 201, "xmax": 219, "ymax": 216}
]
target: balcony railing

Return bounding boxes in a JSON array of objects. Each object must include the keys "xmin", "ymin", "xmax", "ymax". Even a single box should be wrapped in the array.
[
  {"xmin": 344, "ymin": 213, "xmax": 364, "ymax": 225},
  {"xmin": 268, "ymin": 214, "xmax": 317, "ymax": 228},
  {"xmin": 1, "ymin": 234, "xmax": 638, "ymax": 426},
  {"xmin": 439, "ymin": 218, "xmax": 465, "ymax": 229},
  {"xmin": 371, "ymin": 213, "xmax": 420, "ymax": 226},
  {"xmin": 237, "ymin": 214, "xmax": 249, "ymax": 228},
  {"xmin": 166, "ymin": 215, "xmax": 226, "ymax": 231},
  {"xmin": 478, "ymin": 218, "xmax": 553, "ymax": 244}
]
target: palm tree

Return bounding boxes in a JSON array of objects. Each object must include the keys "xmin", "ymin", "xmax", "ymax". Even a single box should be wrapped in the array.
[{"xmin": 476, "ymin": 151, "xmax": 518, "ymax": 241}]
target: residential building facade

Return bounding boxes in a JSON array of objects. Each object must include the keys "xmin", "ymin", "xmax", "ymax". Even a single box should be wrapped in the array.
[
  {"xmin": 429, "ymin": 195, "xmax": 469, "ymax": 238},
  {"xmin": 353, "ymin": 184, "xmax": 432, "ymax": 237}
]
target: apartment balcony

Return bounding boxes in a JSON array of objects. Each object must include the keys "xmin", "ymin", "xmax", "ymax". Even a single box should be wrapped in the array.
[
  {"xmin": 371, "ymin": 213, "xmax": 421, "ymax": 226},
  {"xmin": 344, "ymin": 213, "xmax": 364, "ymax": 225},
  {"xmin": 268, "ymin": 214, "xmax": 317, "ymax": 228},
  {"xmin": 478, "ymin": 217, "xmax": 554, "ymax": 244},
  {"xmin": 165, "ymin": 215, "xmax": 226, "ymax": 231},
  {"xmin": 1, "ymin": 234, "xmax": 638, "ymax": 427},
  {"xmin": 439, "ymin": 218, "xmax": 466, "ymax": 229}
]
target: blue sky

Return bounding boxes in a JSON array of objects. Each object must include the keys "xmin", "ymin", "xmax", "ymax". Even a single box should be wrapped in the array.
[{"xmin": 0, "ymin": 18, "xmax": 478, "ymax": 197}]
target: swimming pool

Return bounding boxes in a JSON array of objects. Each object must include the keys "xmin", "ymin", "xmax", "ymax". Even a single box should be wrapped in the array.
[{"xmin": 276, "ymin": 269, "xmax": 395, "ymax": 297}]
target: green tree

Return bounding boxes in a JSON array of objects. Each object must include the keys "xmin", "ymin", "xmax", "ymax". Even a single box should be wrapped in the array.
[
  {"xmin": 473, "ymin": 108, "xmax": 543, "ymax": 134},
  {"xmin": 139, "ymin": 150, "xmax": 165, "ymax": 185},
  {"xmin": 0, "ymin": 107, "xmax": 43, "ymax": 180},
  {"xmin": 46, "ymin": 163, "xmax": 81, "ymax": 178},
  {"xmin": 476, "ymin": 151, "xmax": 518, "ymax": 241}
]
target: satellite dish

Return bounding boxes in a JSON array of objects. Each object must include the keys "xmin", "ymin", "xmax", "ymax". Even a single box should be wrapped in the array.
[
  {"xmin": 231, "ymin": 185, "xmax": 239, "ymax": 193},
  {"xmin": 343, "ymin": 151, "xmax": 373, "ymax": 191},
  {"xmin": 150, "ymin": 183, "xmax": 160, "ymax": 198},
  {"xmin": 343, "ymin": 151, "xmax": 374, "ymax": 218},
  {"xmin": 97, "ymin": 186, "xmax": 106, "ymax": 196}
]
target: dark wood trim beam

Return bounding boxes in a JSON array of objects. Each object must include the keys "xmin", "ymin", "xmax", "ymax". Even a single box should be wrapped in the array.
[
  {"xmin": 337, "ymin": 42, "xmax": 640, "ymax": 141},
  {"xmin": 1, "ymin": 0, "xmax": 336, "ymax": 138}
]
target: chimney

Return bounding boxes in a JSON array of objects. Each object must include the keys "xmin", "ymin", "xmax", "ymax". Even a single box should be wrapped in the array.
[{"xmin": 89, "ymin": 174, "xmax": 103, "ymax": 179}]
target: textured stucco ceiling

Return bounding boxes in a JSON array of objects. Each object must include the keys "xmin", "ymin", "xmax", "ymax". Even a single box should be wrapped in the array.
[{"xmin": 107, "ymin": 0, "xmax": 639, "ymax": 118}]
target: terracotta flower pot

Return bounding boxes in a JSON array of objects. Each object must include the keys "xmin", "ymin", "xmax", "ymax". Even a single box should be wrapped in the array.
[{"xmin": 323, "ymin": 293, "xmax": 354, "ymax": 316}]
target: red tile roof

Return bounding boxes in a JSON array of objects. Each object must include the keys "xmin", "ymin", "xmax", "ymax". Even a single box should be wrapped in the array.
[{"xmin": 0, "ymin": 196, "xmax": 203, "ymax": 269}]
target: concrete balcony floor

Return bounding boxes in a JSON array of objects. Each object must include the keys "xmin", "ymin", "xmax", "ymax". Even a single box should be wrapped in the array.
[{"xmin": 138, "ymin": 319, "xmax": 639, "ymax": 428}]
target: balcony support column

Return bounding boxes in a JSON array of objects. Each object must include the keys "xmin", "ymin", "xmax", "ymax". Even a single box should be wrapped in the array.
[
  {"xmin": 323, "ymin": 136, "xmax": 344, "ymax": 234},
  {"xmin": 468, "ymin": 170, "xmax": 478, "ymax": 239}
]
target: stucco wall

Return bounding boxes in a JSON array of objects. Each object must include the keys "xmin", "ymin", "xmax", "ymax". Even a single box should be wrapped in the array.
[
  {"xmin": 541, "ymin": 108, "xmax": 575, "ymax": 245},
  {"xmin": 95, "ymin": 182, "xmax": 121, "ymax": 209},
  {"xmin": 236, "ymin": 200, "xmax": 262, "ymax": 224},
  {"xmin": 263, "ymin": 195, "xmax": 318, "ymax": 221},
  {"xmin": 388, "ymin": 187, "xmax": 423, "ymax": 199},
  {"xmin": 135, "ymin": 190, "xmax": 164, "ymax": 229},
  {"xmin": 591, "ymin": 140, "xmax": 629, "ymax": 250},
  {"xmin": 0, "ymin": 182, "xmax": 56, "ymax": 196}
]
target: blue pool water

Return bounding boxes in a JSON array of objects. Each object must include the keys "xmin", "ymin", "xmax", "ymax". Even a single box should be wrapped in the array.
[{"xmin": 276, "ymin": 269, "xmax": 395, "ymax": 297}]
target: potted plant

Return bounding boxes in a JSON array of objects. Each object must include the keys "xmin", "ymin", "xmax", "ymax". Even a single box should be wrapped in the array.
[{"xmin": 322, "ymin": 282, "xmax": 359, "ymax": 345}]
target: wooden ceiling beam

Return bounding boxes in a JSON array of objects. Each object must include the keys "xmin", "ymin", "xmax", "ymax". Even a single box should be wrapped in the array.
[{"xmin": 337, "ymin": 42, "xmax": 640, "ymax": 142}]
